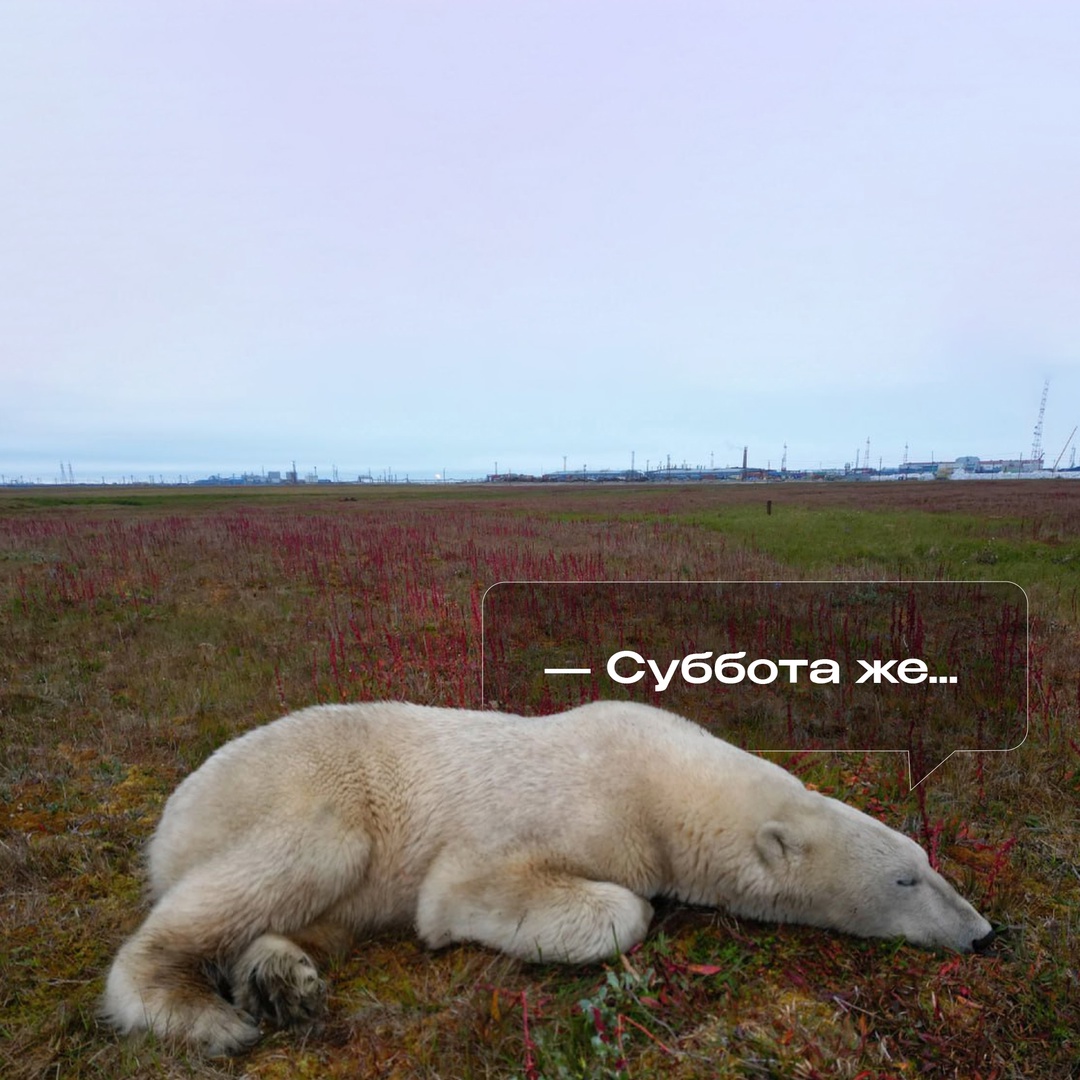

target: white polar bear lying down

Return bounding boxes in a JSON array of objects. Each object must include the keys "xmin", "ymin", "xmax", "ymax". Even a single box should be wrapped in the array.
[{"xmin": 103, "ymin": 701, "xmax": 994, "ymax": 1055}]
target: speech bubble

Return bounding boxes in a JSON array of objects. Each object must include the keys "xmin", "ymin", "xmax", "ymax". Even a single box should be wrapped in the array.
[{"xmin": 481, "ymin": 580, "xmax": 1028, "ymax": 788}]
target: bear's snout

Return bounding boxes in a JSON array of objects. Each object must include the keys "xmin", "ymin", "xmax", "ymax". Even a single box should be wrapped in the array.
[{"xmin": 972, "ymin": 927, "xmax": 996, "ymax": 954}]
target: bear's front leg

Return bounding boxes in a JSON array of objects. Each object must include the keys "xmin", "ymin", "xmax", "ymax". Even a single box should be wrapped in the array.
[{"xmin": 415, "ymin": 852, "xmax": 654, "ymax": 963}]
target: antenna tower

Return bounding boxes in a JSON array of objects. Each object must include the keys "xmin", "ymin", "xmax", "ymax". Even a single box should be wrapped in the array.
[
  {"xmin": 1052, "ymin": 426, "xmax": 1077, "ymax": 474},
  {"xmin": 1031, "ymin": 379, "xmax": 1049, "ymax": 466}
]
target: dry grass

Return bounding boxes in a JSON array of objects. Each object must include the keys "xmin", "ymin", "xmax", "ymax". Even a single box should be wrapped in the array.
[{"xmin": 1, "ymin": 480, "xmax": 1077, "ymax": 1078}]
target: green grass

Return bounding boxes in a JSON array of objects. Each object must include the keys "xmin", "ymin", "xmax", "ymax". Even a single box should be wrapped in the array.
[{"xmin": 686, "ymin": 502, "xmax": 1080, "ymax": 591}]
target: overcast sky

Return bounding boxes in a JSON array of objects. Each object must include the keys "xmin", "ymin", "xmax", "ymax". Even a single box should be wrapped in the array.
[{"xmin": 3, "ymin": 2, "xmax": 1078, "ymax": 482}]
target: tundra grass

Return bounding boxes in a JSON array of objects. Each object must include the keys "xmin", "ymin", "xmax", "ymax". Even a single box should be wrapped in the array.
[{"xmin": 1, "ymin": 481, "xmax": 1077, "ymax": 1078}]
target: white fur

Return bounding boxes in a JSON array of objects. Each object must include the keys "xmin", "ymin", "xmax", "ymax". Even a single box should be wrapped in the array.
[{"xmin": 102, "ymin": 701, "xmax": 993, "ymax": 1054}]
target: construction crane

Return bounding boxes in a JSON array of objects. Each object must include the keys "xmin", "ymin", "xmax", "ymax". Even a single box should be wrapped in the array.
[{"xmin": 1031, "ymin": 379, "xmax": 1049, "ymax": 467}]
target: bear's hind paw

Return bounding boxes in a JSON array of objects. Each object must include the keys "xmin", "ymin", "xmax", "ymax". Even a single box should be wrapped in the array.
[{"xmin": 231, "ymin": 934, "xmax": 327, "ymax": 1029}]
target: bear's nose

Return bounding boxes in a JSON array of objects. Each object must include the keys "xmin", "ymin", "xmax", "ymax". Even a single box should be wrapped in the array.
[{"xmin": 972, "ymin": 928, "xmax": 996, "ymax": 953}]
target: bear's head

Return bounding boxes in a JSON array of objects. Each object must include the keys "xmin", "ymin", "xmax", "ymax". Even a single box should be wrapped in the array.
[{"xmin": 750, "ymin": 791, "xmax": 995, "ymax": 953}]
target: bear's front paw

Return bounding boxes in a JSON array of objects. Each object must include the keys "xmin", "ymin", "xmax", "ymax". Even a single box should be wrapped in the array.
[{"xmin": 190, "ymin": 1003, "xmax": 262, "ymax": 1057}]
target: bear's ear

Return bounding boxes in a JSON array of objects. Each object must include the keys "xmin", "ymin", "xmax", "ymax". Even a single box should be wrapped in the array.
[{"xmin": 755, "ymin": 820, "xmax": 806, "ymax": 870}]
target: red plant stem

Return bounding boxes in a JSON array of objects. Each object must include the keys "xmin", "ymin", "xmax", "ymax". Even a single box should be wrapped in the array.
[
  {"xmin": 982, "ymin": 835, "xmax": 1018, "ymax": 904},
  {"xmin": 520, "ymin": 990, "xmax": 539, "ymax": 1080},
  {"xmin": 619, "ymin": 1013, "xmax": 675, "ymax": 1057}
]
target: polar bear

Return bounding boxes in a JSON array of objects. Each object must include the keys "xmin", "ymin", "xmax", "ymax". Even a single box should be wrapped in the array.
[{"xmin": 102, "ymin": 701, "xmax": 994, "ymax": 1055}]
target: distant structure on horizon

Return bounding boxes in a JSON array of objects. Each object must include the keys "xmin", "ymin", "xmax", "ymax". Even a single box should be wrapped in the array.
[
  {"xmin": 484, "ymin": 454, "xmax": 1076, "ymax": 485},
  {"xmin": 5, "ymin": 451, "xmax": 1078, "ymax": 488}
]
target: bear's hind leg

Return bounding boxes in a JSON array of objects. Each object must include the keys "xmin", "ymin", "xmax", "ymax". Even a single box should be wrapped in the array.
[
  {"xmin": 104, "ymin": 931, "xmax": 261, "ymax": 1056},
  {"xmin": 103, "ymin": 829, "xmax": 370, "ymax": 1055},
  {"xmin": 416, "ymin": 854, "xmax": 654, "ymax": 964}
]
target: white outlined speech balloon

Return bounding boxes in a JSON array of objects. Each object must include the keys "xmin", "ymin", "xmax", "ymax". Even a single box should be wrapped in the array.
[{"xmin": 482, "ymin": 580, "xmax": 1028, "ymax": 789}]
